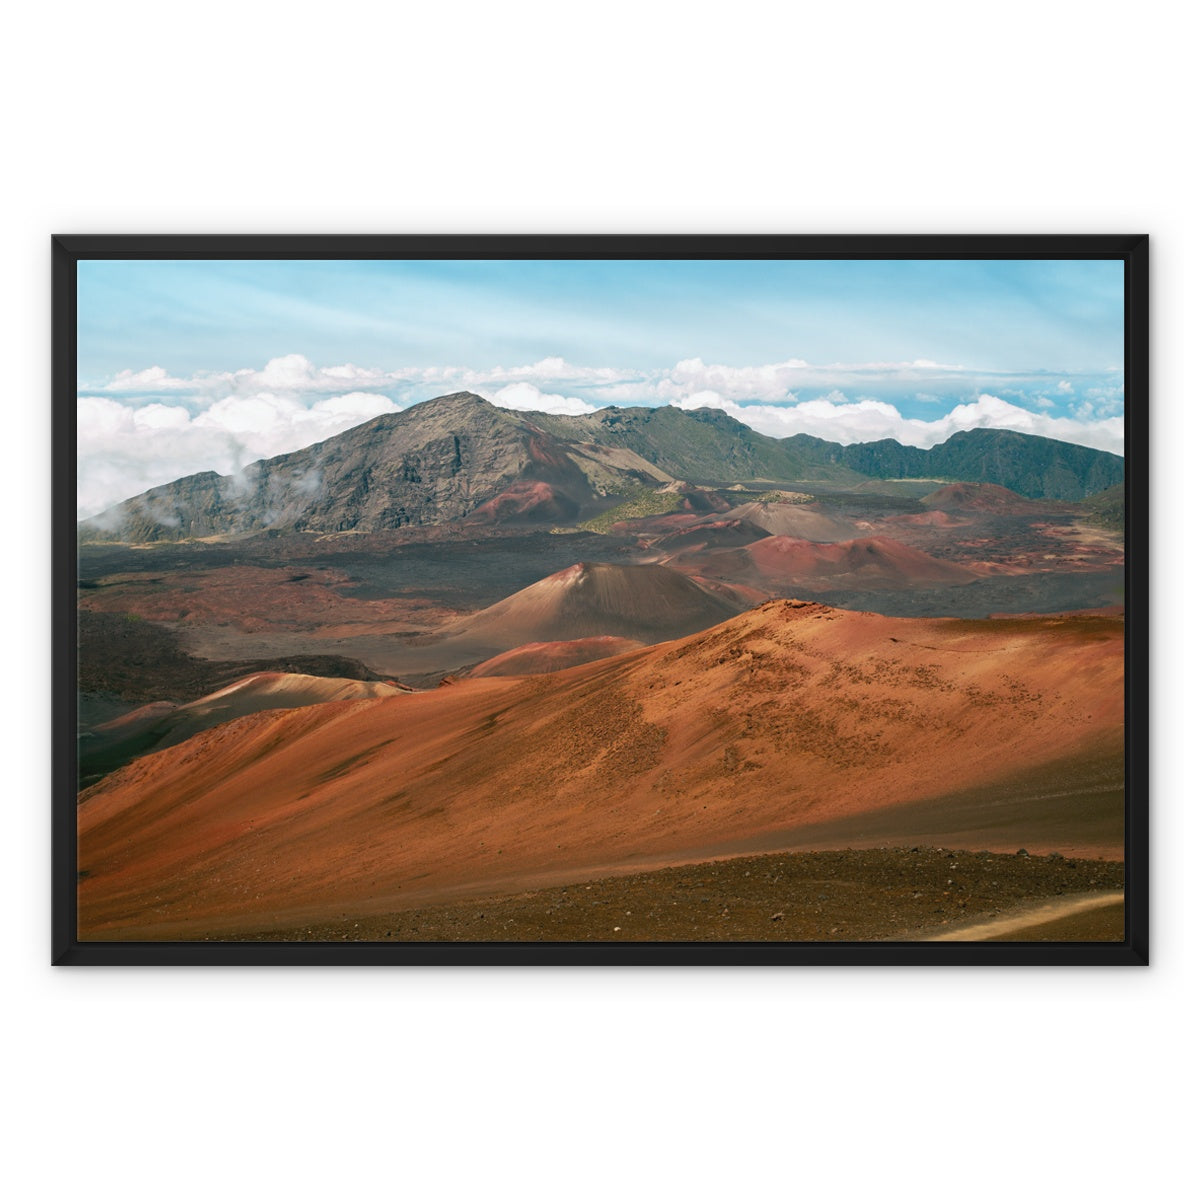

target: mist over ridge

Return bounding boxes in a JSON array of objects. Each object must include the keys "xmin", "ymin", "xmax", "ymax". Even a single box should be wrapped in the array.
[{"xmin": 79, "ymin": 391, "xmax": 1124, "ymax": 543}]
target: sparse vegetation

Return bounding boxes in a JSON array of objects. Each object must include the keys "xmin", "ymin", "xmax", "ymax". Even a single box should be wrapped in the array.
[
  {"xmin": 755, "ymin": 489, "xmax": 814, "ymax": 505},
  {"xmin": 576, "ymin": 487, "xmax": 683, "ymax": 533},
  {"xmin": 1078, "ymin": 484, "xmax": 1125, "ymax": 532}
]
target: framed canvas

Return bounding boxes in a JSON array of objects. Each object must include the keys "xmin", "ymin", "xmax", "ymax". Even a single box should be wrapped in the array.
[{"xmin": 52, "ymin": 235, "xmax": 1148, "ymax": 965}]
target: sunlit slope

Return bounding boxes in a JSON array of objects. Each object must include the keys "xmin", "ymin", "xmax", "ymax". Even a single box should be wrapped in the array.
[{"xmin": 78, "ymin": 601, "xmax": 1124, "ymax": 938}]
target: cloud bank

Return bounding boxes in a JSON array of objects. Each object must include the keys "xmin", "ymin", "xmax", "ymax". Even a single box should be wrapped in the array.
[
  {"xmin": 78, "ymin": 354, "xmax": 1124, "ymax": 518},
  {"xmin": 670, "ymin": 392, "xmax": 1125, "ymax": 456}
]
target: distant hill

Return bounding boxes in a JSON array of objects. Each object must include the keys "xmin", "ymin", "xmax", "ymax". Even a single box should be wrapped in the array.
[
  {"xmin": 808, "ymin": 428, "xmax": 1123, "ymax": 500},
  {"xmin": 80, "ymin": 393, "xmax": 1125, "ymax": 541},
  {"xmin": 675, "ymin": 535, "xmax": 979, "ymax": 592},
  {"xmin": 79, "ymin": 672, "xmax": 409, "ymax": 785},
  {"xmin": 438, "ymin": 561, "xmax": 746, "ymax": 648},
  {"xmin": 919, "ymin": 482, "xmax": 1053, "ymax": 514},
  {"xmin": 1078, "ymin": 483, "xmax": 1126, "ymax": 531},
  {"xmin": 531, "ymin": 405, "xmax": 865, "ymax": 485}
]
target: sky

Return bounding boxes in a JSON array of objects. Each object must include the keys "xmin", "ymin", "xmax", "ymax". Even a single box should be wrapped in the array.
[{"xmin": 77, "ymin": 258, "xmax": 1126, "ymax": 517}]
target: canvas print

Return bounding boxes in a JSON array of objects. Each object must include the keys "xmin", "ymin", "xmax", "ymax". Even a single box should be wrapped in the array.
[{"xmin": 71, "ymin": 252, "xmax": 1129, "ymax": 947}]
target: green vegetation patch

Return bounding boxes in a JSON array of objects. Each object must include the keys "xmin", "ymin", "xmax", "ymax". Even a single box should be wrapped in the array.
[
  {"xmin": 577, "ymin": 487, "xmax": 683, "ymax": 533},
  {"xmin": 755, "ymin": 489, "xmax": 814, "ymax": 505},
  {"xmin": 1078, "ymin": 484, "xmax": 1125, "ymax": 532}
]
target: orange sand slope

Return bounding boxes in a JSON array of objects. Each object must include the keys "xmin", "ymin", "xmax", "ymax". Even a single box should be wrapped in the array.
[
  {"xmin": 80, "ymin": 672, "xmax": 410, "ymax": 781},
  {"xmin": 436, "ymin": 560, "xmax": 745, "ymax": 646},
  {"xmin": 78, "ymin": 601, "xmax": 1124, "ymax": 938},
  {"xmin": 467, "ymin": 636, "xmax": 645, "ymax": 677},
  {"xmin": 717, "ymin": 501, "xmax": 856, "ymax": 542}
]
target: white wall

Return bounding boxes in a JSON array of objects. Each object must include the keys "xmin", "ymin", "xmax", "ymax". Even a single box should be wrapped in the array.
[{"xmin": 5, "ymin": 4, "xmax": 1191, "ymax": 1197}]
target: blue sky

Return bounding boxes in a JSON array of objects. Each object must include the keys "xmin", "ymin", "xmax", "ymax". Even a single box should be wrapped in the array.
[
  {"xmin": 76, "ymin": 258, "xmax": 1126, "ymax": 516},
  {"xmin": 79, "ymin": 258, "xmax": 1124, "ymax": 381}
]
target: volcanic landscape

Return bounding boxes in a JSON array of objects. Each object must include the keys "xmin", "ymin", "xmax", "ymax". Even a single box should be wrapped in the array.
[{"xmin": 76, "ymin": 393, "xmax": 1127, "ymax": 942}]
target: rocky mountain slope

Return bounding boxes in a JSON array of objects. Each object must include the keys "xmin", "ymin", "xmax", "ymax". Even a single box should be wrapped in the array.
[
  {"xmin": 80, "ymin": 393, "xmax": 674, "ymax": 542},
  {"xmin": 80, "ymin": 393, "xmax": 1125, "ymax": 541},
  {"xmin": 823, "ymin": 428, "xmax": 1124, "ymax": 500}
]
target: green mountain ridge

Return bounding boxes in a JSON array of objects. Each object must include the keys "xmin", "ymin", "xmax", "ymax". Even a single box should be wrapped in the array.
[{"xmin": 79, "ymin": 393, "xmax": 1125, "ymax": 542}]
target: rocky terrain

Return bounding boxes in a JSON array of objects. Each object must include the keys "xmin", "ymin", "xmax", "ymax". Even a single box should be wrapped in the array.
[
  {"xmin": 233, "ymin": 848, "xmax": 1125, "ymax": 943},
  {"xmin": 74, "ymin": 395, "xmax": 1128, "ymax": 943},
  {"xmin": 79, "ymin": 393, "xmax": 1124, "ymax": 542}
]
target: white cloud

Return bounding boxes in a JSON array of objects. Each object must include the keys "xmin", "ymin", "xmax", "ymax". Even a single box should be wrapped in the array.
[
  {"xmin": 78, "ymin": 354, "xmax": 1125, "ymax": 518},
  {"xmin": 482, "ymin": 382, "xmax": 597, "ymax": 416},
  {"xmin": 97, "ymin": 355, "xmax": 400, "ymax": 399},
  {"xmin": 671, "ymin": 392, "xmax": 1124, "ymax": 456},
  {"xmin": 674, "ymin": 390, "xmax": 734, "ymax": 413},
  {"xmin": 217, "ymin": 356, "xmax": 397, "ymax": 396},
  {"xmin": 1081, "ymin": 386, "xmax": 1124, "ymax": 419},
  {"xmin": 654, "ymin": 357, "xmax": 811, "ymax": 403},
  {"xmin": 77, "ymin": 390, "xmax": 402, "ymax": 518},
  {"xmin": 102, "ymin": 366, "xmax": 194, "ymax": 392}
]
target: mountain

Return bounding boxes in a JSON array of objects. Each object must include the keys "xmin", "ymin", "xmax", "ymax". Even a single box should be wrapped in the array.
[
  {"xmin": 80, "ymin": 393, "xmax": 674, "ymax": 542},
  {"xmin": 800, "ymin": 428, "xmax": 1124, "ymax": 500},
  {"xmin": 79, "ymin": 393, "xmax": 1125, "ymax": 541},
  {"xmin": 437, "ymin": 561, "xmax": 747, "ymax": 648},
  {"xmin": 77, "ymin": 600, "xmax": 1125, "ymax": 939},
  {"xmin": 530, "ymin": 405, "xmax": 865, "ymax": 485}
]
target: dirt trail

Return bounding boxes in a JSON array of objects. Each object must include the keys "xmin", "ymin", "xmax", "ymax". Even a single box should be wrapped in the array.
[{"xmin": 920, "ymin": 890, "xmax": 1124, "ymax": 941}]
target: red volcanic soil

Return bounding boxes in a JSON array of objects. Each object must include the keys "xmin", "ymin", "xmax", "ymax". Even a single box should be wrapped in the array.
[
  {"xmin": 437, "ymin": 561, "xmax": 746, "ymax": 647},
  {"xmin": 653, "ymin": 517, "xmax": 771, "ymax": 554},
  {"xmin": 722, "ymin": 501, "xmax": 855, "ymax": 542},
  {"xmin": 607, "ymin": 511, "xmax": 702, "ymax": 537},
  {"xmin": 681, "ymin": 576, "xmax": 771, "ymax": 610},
  {"xmin": 468, "ymin": 636, "xmax": 645, "ymax": 677},
  {"xmin": 78, "ymin": 601, "xmax": 1125, "ymax": 939},
  {"xmin": 80, "ymin": 672, "xmax": 410, "ymax": 784},
  {"xmin": 682, "ymin": 535, "xmax": 979, "ymax": 591},
  {"xmin": 464, "ymin": 480, "xmax": 579, "ymax": 525},
  {"xmin": 920, "ymin": 483, "xmax": 1055, "ymax": 514},
  {"xmin": 77, "ymin": 564, "xmax": 448, "ymax": 635},
  {"xmin": 878, "ymin": 509, "xmax": 969, "ymax": 529}
]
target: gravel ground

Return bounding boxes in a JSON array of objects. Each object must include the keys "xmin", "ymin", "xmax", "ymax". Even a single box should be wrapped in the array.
[{"xmin": 236, "ymin": 847, "xmax": 1126, "ymax": 943}]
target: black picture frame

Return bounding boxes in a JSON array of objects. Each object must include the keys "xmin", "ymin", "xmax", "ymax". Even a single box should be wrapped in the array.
[{"xmin": 52, "ymin": 234, "xmax": 1149, "ymax": 965}]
